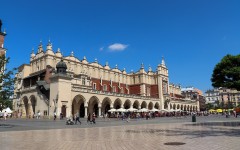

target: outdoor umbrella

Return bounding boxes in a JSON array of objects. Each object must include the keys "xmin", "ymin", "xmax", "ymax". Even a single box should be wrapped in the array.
[
  {"xmin": 138, "ymin": 108, "xmax": 149, "ymax": 112},
  {"xmin": 108, "ymin": 108, "xmax": 116, "ymax": 113},
  {"xmin": 127, "ymin": 108, "xmax": 138, "ymax": 112},
  {"xmin": 149, "ymin": 108, "xmax": 159, "ymax": 112},
  {"xmin": 116, "ymin": 108, "xmax": 127, "ymax": 112}
]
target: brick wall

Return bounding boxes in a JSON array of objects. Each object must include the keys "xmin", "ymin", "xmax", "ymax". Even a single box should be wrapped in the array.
[
  {"xmin": 151, "ymin": 85, "xmax": 159, "ymax": 98},
  {"xmin": 129, "ymin": 84, "xmax": 141, "ymax": 95}
]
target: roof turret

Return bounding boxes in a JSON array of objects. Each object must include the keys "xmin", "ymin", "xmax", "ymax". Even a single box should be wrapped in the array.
[{"xmin": 56, "ymin": 59, "xmax": 67, "ymax": 74}]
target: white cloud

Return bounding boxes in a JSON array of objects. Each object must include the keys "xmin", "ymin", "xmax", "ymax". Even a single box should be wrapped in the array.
[{"xmin": 108, "ymin": 43, "xmax": 128, "ymax": 51}]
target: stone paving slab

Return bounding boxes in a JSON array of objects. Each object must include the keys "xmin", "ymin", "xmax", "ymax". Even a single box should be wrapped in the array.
[
  {"xmin": 0, "ymin": 122, "xmax": 240, "ymax": 149},
  {"xmin": 0, "ymin": 116, "xmax": 240, "ymax": 150}
]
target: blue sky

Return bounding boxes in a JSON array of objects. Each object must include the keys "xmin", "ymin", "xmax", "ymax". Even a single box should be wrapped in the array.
[{"xmin": 1, "ymin": 0, "xmax": 240, "ymax": 93}]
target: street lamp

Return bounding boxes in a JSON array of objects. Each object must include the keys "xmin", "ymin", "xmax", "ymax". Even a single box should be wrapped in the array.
[{"xmin": 221, "ymin": 94, "xmax": 224, "ymax": 115}]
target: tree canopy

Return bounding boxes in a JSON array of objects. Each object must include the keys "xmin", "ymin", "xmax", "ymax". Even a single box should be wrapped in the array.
[
  {"xmin": 211, "ymin": 54, "xmax": 240, "ymax": 91},
  {"xmin": 0, "ymin": 55, "xmax": 16, "ymax": 110}
]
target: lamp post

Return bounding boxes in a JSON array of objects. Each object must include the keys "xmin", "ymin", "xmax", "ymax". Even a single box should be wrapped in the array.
[
  {"xmin": 221, "ymin": 94, "xmax": 224, "ymax": 115},
  {"xmin": 0, "ymin": 104, "xmax": 2, "ymax": 112}
]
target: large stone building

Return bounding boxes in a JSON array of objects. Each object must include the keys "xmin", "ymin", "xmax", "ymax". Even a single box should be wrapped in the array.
[{"xmin": 12, "ymin": 41, "xmax": 199, "ymax": 118}]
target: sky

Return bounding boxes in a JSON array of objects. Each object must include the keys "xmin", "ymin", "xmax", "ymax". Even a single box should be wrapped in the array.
[{"xmin": 1, "ymin": 0, "xmax": 240, "ymax": 93}]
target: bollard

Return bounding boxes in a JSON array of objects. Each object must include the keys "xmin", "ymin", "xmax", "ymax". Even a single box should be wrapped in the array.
[{"xmin": 192, "ymin": 114, "xmax": 196, "ymax": 122}]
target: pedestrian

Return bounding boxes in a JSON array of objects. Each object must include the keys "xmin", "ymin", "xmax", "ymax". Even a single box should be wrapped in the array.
[
  {"xmin": 37, "ymin": 111, "xmax": 41, "ymax": 119},
  {"xmin": 92, "ymin": 112, "xmax": 96, "ymax": 124},
  {"xmin": 87, "ymin": 113, "xmax": 91, "ymax": 124},
  {"xmin": 75, "ymin": 113, "xmax": 81, "ymax": 125},
  {"xmin": 60, "ymin": 113, "xmax": 63, "ymax": 120},
  {"xmin": 54, "ymin": 112, "xmax": 57, "ymax": 120},
  {"xmin": 4, "ymin": 111, "xmax": 7, "ymax": 121}
]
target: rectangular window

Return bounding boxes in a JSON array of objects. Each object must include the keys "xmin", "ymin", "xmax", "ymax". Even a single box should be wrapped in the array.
[
  {"xmin": 44, "ymin": 110, "xmax": 48, "ymax": 116},
  {"xmin": 93, "ymin": 83, "xmax": 96, "ymax": 90},
  {"xmin": 103, "ymin": 84, "xmax": 107, "ymax": 91},
  {"xmin": 82, "ymin": 78, "xmax": 86, "ymax": 85}
]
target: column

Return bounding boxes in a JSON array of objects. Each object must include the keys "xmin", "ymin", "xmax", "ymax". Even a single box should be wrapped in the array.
[
  {"xmin": 84, "ymin": 106, "xmax": 88, "ymax": 118},
  {"xmin": 98, "ymin": 107, "xmax": 102, "ymax": 117}
]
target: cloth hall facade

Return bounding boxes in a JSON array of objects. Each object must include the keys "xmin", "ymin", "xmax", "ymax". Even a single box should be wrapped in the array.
[{"xmin": 13, "ymin": 41, "xmax": 199, "ymax": 118}]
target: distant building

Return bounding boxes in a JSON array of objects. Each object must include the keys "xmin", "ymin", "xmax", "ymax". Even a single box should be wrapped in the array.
[
  {"xmin": 205, "ymin": 88, "xmax": 220, "ymax": 104},
  {"xmin": 205, "ymin": 87, "xmax": 240, "ymax": 108},
  {"xmin": 181, "ymin": 87, "xmax": 205, "ymax": 111},
  {"xmin": 168, "ymin": 84, "xmax": 199, "ymax": 111}
]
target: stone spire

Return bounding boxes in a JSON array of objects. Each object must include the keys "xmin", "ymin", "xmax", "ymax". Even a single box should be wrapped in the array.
[
  {"xmin": 37, "ymin": 41, "xmax": 44, "ymax": 53},
  {"xmin": 31, "ymin": 48, "xmax": 35, "ymax": 58},
  {"xmin": 70, "ymin": 51, "xmax": 74, "ymax": 57},
  {"xmin": 46, "ymin": 40, "xmax": 53, "ymax": 51},
  {"xmin": 105, "ymin": 61, "xmax": 109, "ymax": 66},
  {"xmin": 141, "ymin": 63, "xmax": 144, "ymax": 69},
  {"xmin": 161, "ymin": 56, "xmax": 166, "ymax": 66},
  {"xmin": 148, "ymin": 65, "xmax": 152, "ymax": 72}
]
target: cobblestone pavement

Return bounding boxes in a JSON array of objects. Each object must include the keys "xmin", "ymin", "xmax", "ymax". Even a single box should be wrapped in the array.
[{"xmin": 0, "ymin": 115, "xmax": 240, "ymax": 150}]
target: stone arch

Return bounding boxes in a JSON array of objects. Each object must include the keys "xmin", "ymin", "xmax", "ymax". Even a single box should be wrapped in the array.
[
  {"xmin": 113, "ymin": 98, "xmax": 122, "ymax": 109},
  {"xmin": 164, "ymin": 100, "xmax": 168, "ymax": 109},
  {"xmin": 72, "ymin": 94, "xmax": 86, "ymax": 118},
  {"xmin": 184, "ymin": 105, "xmax": 187, "ymax": 111},
  {"xmin": 187, "ymin": 105, "xmax": 190, "ymax": 111},
  {"xmin": 148, "ymin": 102, "xmax": 153, "ymax": 109},
  {"xmin": 21, "ymin": 96, "xmax": 29, "ymax": 117},
  {"xmin": 173, "ymin": 104, "xmax": 176, "ymax": 109},
  {"xmin": 102, "ymin": 97, "xmax": 112, "ymax": 114},
  {"xmin": 88, "ymin": 96, "xmax": 99, "ymax": 116},
  {"xmin": 123, "ymin": 99, "xmax": 131, "ymax": 109},
  {"xmin": 133, "ymin": 100, "xmax": 140, "ymax": 109},
  {"xmin": 29, "ymin": 95, "xmax": 37, "ymax": 115},
  {"xmin": 154, "ymin": 102, "xmax": 160, "ymax": 109},
  {"xmin": 181, "ymin": 105, "xmax": 183, "ymax": 110},
  {"xmin": 141, "ymin": 101, "xmax": 147, "ymax": 108},
  {"xmin": 177, "ymin": 104, "xmax": 180, "ymax": 109}
]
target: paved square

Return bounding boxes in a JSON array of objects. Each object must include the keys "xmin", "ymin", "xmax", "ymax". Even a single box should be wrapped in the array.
[{"xmin": 0, "ymin": 116, "xmax": 240, "ymax": 150}]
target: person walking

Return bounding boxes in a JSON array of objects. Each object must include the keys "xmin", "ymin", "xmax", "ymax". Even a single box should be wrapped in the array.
[
  {"xmin": 92, "ymin": 112, "xmax": 96, "ymax": 124},
  {"xmin": 75, "ymin": 113, "xmax": 81, "ymax": 125},
  {"xmin": 54, "ymin": 112, "xmax": 57, "ymax": 121},
  {"xmin": 37, "ymin": 112, "xmax": 41, "ymax": 119},
  {"xmin": 87, "ymin": 113, "xmax": 91, "ymax": 124},
  {"xmin": 4, "ymin": 111, "xmax": 7, "ymax": 121}
]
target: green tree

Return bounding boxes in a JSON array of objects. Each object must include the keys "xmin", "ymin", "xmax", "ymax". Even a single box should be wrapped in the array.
[
  {"xmin": 0, "ymin": 55, "xmax": 16, "ymax": 111},
  {"xmin": 211, "ymin": 54, "xmax": 240, "ymax": 91},
  {"xmin": 205, "ymin": 103, "xmax": 214, "ymax": 110}
]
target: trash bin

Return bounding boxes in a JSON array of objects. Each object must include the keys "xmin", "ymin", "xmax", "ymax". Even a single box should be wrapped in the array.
[{"xmin": 192, "ymin": 114, "xmax": 196, "ymax": 122}]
